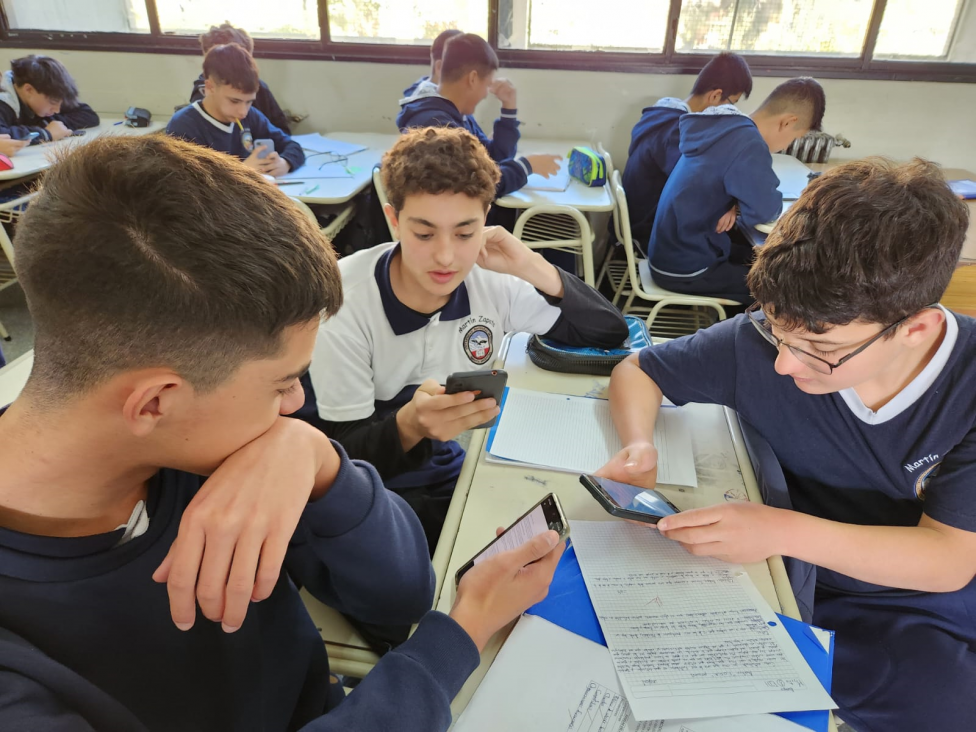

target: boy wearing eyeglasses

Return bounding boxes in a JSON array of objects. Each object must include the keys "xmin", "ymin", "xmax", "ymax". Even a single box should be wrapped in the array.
[{"xmin": 598, "ymin": 158, "xmax": 974, "ymax": 732}]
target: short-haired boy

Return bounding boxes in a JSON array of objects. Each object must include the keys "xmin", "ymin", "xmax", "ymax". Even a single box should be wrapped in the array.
[
  {"xmin": 396, "ymin": 33, "xmax": 559, "ymax": 196},
  {"xmin": 403, "ymin": 28, "xmax": 464, "ymax": 99},
  {"xmin": 0, "ymin": 55, "xmax": 100, "ymax": 142},
  {"xmin": 167, "ymin": 43, "xmax": 303, "ymax": 177},
  {"xmin": 623, "ymin": 52, "xmax": 753, "ymax": 252},
  {"xmin": 303, "ymin": 127, "xmax": 628, "ymax": 548},
  {"xmin": 189, "ymin": 21, "xmax": 293, "ymax": 134},
  {"xmin": 649, "ymin": 77, "xmax": 826, "ymax": 302},
  {"xmin": 600, "ymin": 158, "xmax": 975, "ymax": 731},
  {"xmin": 0, "ymin": 134, "xmax": 563, "ymax": 731}
]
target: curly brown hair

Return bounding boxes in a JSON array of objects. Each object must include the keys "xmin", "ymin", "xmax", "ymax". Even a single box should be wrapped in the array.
[{"xmin": 382, "ymin": 127, "xmax": 501, "ymax": 212}]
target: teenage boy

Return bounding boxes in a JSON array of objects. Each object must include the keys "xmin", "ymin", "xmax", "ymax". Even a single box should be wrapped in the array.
[
  {"xmin": 0, "ymin": 55, "xmax": 99, "ymax": 142},
  {"xmin": 599, "ymin": 159, "xmax": 975, "ymax": 732},
  {"xmin": 302, "ymin": 127, "xmax": 628, "ymax": 549},
  {"xmin": 168, "ymin": 44, "xmax": 303, "ymax": 177},
  {"xmin": 396, "ymin": 33, "xmax": 560, "ymax": 197},
  {"xmin": 190, "ymin": 22, "xmax": 293, "ymax": 134},
  {"xmin": 622, "ymin": 52, "xmax": 753, "ymax": 253},
  {"xmin": 648, "ymin": 77, "xmax": 826, "ymax": 303},
  {"xmin": 0, "ymin": 134, "xmax": 564, "ymax": 732},
  {"xmin": 403, "ymin": 28, "xmax": 463, "ymax": 99}
]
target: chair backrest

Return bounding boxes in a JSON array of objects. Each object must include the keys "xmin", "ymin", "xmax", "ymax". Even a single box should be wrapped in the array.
[
  {"xmin": 372, "ymin": 166, "xmax": 397, "ymax": 240},
  {"xmin": 596, "ymin": 143, "xmax": 614, "ymax": 182},
  {"xmin": 610, "ymin": 170, "xmax": 648, "ymax": 297}
]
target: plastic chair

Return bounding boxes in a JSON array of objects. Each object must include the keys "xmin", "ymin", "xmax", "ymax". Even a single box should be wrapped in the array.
[
  {"xmin": 0, "ymin": 191, "xmax": 37, "ymax": 346},
  {"xmin": 609, "ymin": 170, "xmax": 737, "ymax": 337},
  {"xmin": 594, "ymin": 144, "xmax": 629, "ymax": 295},
  {"xmin": 513, "ymin": 204, "xmax": 596, "ymax": 286},
  {"xmin": 372, "ymin": 166, "xmax": 397, "ymax": 240}
]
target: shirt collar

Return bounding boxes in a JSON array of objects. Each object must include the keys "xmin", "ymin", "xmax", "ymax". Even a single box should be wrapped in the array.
[
  {"xmin": 192, "ymin": 101, "xmax": 234, "ymax": 133},
  {"xmin": 654, "ymin": 97, "xmax": 691, "ymax": 113},
  {"xmin": 374, "ymin": 245, "xmax": 471, "ymax": 336}
]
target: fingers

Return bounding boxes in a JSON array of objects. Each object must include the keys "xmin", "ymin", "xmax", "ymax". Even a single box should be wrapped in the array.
[
  {"xmin": 495, "ymin": 526, "xmax": 505, "ymax": 537},
  {"xmin": 511, "ymin": 529, "xmax": 560, "ymax": 567},
  {"xmin": 622, "ymin": 444, "xmax": 657, "ymax": 473},
  {"xmin": 162, "ymin": 526, "xmax": 207, "ymax": 631},
  {"xmin": 675, "ymin": 540, "xmax": 725, "ymax": 558},
  {"xmin": 252, "ymin": 531, "xmax": 290, "ymax": 602},
  {"xmin": 152, "ymin": 546, "xmax": 175, "ymax": 584},
  {"xmin": 193, "ymin": 534, "xmax": 238, "ymax": 624},
  {"xmin": 416, "ymin": 378, "xmax": 446, "ymax": 396},
  {"xmin": 656, "ymin": 505, "xmax": 722, "ymax": 532},
  {"xmin": 219, "ymin": 532, "xmax": 264, "ymax": 632}
]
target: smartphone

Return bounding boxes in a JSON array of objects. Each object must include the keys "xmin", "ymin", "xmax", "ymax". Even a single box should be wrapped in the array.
[
  {"xmin": 455, "ymin": 493, "xmax": 569, "ymax": 586},
  {"xmin": 254, "ymin": 138, "xmax": 275, "ymax": 159},
  {"xmin": 579, "ymin": 474, "xmax": 680, "ymax": 524},
  {"xmin": 70, "ymin": 130, "xmax": 86, "ymax": 137},
  {"xmin": 445, "ymin": 368, "xmax": 508, "ymax": 430},
  {"xmin": 26, "ymin": 131, "xmax": 41, "ymax": 141}
]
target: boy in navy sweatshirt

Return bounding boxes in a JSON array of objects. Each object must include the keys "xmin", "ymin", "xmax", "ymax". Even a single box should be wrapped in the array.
[
  {"xmin": 601, "ymin": 159, "xmax": 975, "ymax": 731},
  {"xmin": 403, "ymin": 28, "xmax": 463, "ymax": 99},
  {"xmin": 622, "ymin": 52, "xmax": 753, "ymax": 253},
  {"xmin": 0, "ymin": 134, "xmax": 564, "ymax": 732},
  {"xmin": 396, "ymin": 33, "xmax": 559, "ymax": 197},
  {"xmin": 168, "ymin": 44, "xmax": 303, "ymax": 177},
  {"xmin": 0, "ymin": 55, "xmax": 99, "ymax": 142},
  {"xmin": 649, "ymin": 77, "xmax": 826, "ymax": 302},
  {"xmin": 189, "ymin": 22, "xmax": 293, "ymax": 134},
  {"xmin": 301, "ymin": 127, "xmax": 628, "ymax": 551}
]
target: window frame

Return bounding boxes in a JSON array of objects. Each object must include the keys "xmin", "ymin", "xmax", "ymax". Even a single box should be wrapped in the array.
[{"xmin": 0, "ymin": 0, "xmax": 973, "ymax": 83}]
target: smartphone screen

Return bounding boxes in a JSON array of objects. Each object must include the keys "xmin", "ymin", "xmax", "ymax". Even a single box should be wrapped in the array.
[{"xmin": 592, "ymin": 476, "xmax": 679, "ymax": 520}]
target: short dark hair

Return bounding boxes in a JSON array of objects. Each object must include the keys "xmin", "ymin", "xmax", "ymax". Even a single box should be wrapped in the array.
[
  {"xmin": 202, "ymin": 43, "xmax": 260, "ymax": 94},
  {"xmin": 431, "ymin": 29, "xmax": 463, "ymax": 61},
  {"xmin": 691, "ymin": 52, "xmax": 753, "ymax": 100},
  {"xmin": 748, "ymin": 158, "xmax": 969, "ymax": 332},
  {"xmin": 440, "ymin": 33, "xmax": 499, "ymax": 83},
  {"xmin": 16, "ymin": 135, "xmax": 341, "ymax": 402},
  {"xmin": 383, "ymin": 127, "xmax": 500, "ymax": 212},
  {"xmin": 199, "ymin": 22, "xmax": 254, "ymax": 54},
  {"xmin": 11, "ymin": 55, "xmax": 78, "ymax": 106},
  {"xmin": 756, "ymin": 76, "xmax": 826, "ymax": 132}
]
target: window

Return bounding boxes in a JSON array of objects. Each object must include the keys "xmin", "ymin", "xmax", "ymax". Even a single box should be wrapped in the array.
[
  {"xmin": 676, "ymin": 0, "xmax": 875, "ymax": 57},
  {"xmin": 155, "ymin": 0, "xmax": 319, "ymax": 39},
  {"xmin": 5, "ymin": 0, "xmax": 150, "ymax": 33},
  {"xmin": 325, "ymin": 0, "xmax": 488, "ymax": 44},
  {"xmin": 874, "ymin": 0, "xmax": 975, "ymax": 61},
  {"xmin": 498, "ymin": 0, "xmax": 672, "ymax": 52}
]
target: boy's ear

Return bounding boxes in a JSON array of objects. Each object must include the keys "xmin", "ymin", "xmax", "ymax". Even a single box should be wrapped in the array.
[
  {"xmin": 781, "ymin": 113, "xmax": 800, "ymax": 131},
  {"xmin": 383, "ymin": 203, "xmax": 400, "ymax": 240},
  {"xmin": 901, "ymin": 308, "xmax": 947, "ymax": 347},
  {"xmin": 466, "ymin": 68, "xmax": 481, "ymax": 88},
  {"xmin": 120, "ymin": 372, "xmax": 187, "ymax": 438},
  {"xmin": 203, "ymin": 78, "xmax": 217, "ymax": 97},
  {"xmin": 705, "ymin": 88, "xmax": 725, "ymax": 107},
  {"xmin": 433, "ymin": 59, "xmax": 443, "ymax": 78}
]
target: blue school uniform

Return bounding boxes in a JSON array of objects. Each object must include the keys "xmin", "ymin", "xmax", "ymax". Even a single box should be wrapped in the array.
[
  {"xmin": 0, "ymin": 70, "xmax": 99, "ymax": 142},
  {"xmin": 648, "ymin": 105, "xmax": 781, "ymax": 301},
  {"xmin": 621, "ymin": 97, "xmax": 689, "ymax": 253},
  {"xmin": 395, "ymin": 91, "xmax": 532, "ymax": 197},
  {"xmin": 166, "ymin": 102, "xmax": 304, "ymax": 173},
  {"xmin": 637, "ymin": 310, "xmax": 976, "ymax": 731}
]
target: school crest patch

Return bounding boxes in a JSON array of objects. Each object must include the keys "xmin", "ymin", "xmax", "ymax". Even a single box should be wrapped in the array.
[
  {"xmin": 463, "ymin": 325, "xmax": 493, "ymax": 365},
  {"xmin": 914, "ymin": 461, "xmax": 942, "ymax": 501},
  {"xmin": 241, "ymin": 127, "xmax": 254, "ymax": 152}
]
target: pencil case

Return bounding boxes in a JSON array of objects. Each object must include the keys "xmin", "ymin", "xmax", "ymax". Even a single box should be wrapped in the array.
[
  {"xmin": 526, "ymin": 315, "xmax": 650, "ymax": 376},
  {"xmin": 567, "ymin": 146, "xmax": 607, "ymax": 187}
]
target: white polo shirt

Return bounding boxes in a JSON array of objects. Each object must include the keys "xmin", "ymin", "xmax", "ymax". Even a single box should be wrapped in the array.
[{"xmin": 310, "ymin": 242, "xmax": 562, "ymax": 422}]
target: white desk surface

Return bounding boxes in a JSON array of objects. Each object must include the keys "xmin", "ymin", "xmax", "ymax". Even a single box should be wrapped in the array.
[
  {"xmin": 496, "ymin": 139, "xmax": 615, "ymax": 212},
  {"xmin": 285, "ymin": 132, "xmax": 398, "ymax": 205},
  {"xmin": 739, "ymin": 153, "xmax": 814, "ymax": 247},
  {"xmin": 0, "ymin": 350, "xmax": 33, "ymax": 407},
  {"xmin": 0, "ymin": 114, "xmax": 169, "ymax": 182},
  {"xmin": 434, "ymin": 332, "xmax": 802, "ymax": 721}
]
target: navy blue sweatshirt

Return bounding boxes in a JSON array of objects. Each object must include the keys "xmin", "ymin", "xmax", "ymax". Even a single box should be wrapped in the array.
[
  {"xmin": 621, "ymin": 98, "xmax": 689, "ymax": 253},
  {"xmin": 166, "ymin": 101, "xmax": 305, "ymax": 173},
  {"xmin": 0, "ymin": 70, "xmax": 99, "ymax": 143},
  {"xmin": 649, "ymin": 105, "xmax": 781, "ymax": 279},
  {"xmin": 190, "ymin": 74, "xmax": 293, "ymax": 135},
  {"xmin": 396, "ymin": 92, "xmax": 532, "ymax": 197},
  {"xmin": 0, "ymin": 439, "xmax": 480, "ymax": 732},
  {"xmin": 403, "ymin": 75, "xmax": 428, "ymax": 98}
]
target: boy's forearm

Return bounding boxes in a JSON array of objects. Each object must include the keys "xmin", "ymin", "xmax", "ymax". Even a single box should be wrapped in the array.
[
  {"xmin": 519, "ymin": 252, "xmax": 564, "ymax": 298},
  {"xmin": 303, "ymin": 423, "xmax": 343, "ymax": 501},
  {"xmin": 609, "ymin": 355, "xmax": 664, "ymax": 446}
]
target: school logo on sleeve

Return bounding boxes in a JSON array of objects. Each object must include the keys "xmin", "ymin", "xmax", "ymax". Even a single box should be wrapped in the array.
[
  {"xmin": 463, "ymin": 325, "xmax": 493, "ymax": 365},
  {"xmin": 913, "ymin": 462, "xmax": 942, "ymax": 501},
  {"xmin": 241, "ymin": 127, "xmax": 254, "ymax": 152}
]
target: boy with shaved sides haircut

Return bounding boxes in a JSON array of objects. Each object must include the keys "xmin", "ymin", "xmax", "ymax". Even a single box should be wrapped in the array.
[
  {"xmin": 403, "ymin": 28, "xmax": 464, "ymax": 99},
  {"xmin": 600, "ymin": 158, "xmax": 975, "ymax": 731},
  {"xmin": 0, "ymin": 134, "xmax": 564, "ymax": 732},
  {"xmin": 302, "ymin": 127, "xmax": 627, "ymax": 549}
]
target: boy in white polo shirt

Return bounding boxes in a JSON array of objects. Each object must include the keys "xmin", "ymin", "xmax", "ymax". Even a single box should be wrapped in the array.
[{"xmin": 302, "ymin": 127, "xmax": 628, "ymax": 550}]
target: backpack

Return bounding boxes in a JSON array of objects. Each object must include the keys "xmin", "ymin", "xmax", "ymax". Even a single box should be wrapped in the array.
[{"xmin": 526, "ymin": 316, "xmax": 651, "ymax": 376}]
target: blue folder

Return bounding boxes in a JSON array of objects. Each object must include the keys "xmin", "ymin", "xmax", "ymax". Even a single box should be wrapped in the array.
[{"xmin": 527, "ymin": 546, "xmax": 835, "ymax": 732}]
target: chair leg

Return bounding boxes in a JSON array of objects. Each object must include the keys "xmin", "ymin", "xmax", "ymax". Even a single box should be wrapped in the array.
[{"xmin": 0, "ymin": 317, "xmax": 10, "ymax": 341}]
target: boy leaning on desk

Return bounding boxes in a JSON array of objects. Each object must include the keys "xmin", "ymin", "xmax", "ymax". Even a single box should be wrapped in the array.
[{"xmin": 599, "ymin": 157, "xmax": 976, "ymax": 732}]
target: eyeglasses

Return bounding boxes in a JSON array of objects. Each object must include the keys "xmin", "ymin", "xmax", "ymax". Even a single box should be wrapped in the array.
[{"xmin": 745, "ymin": 302, "xmax": 939, "ymax": 375}]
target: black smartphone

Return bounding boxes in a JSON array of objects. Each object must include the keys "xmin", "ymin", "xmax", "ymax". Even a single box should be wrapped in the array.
[
  {"xmin": 579, "ymin": 474, "xmax": 680, "ymax": 524},
  {"xmin": 455, "ymin": 493, "xmax": 569, "ymax": 586},
  {"xmin": 445, "ymin": 368, "xmax": 508, "ymax": 429}
]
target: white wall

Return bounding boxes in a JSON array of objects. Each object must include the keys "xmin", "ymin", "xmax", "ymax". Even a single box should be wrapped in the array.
[{"xmin": 5, "ymin": 47, "xmax": 976, "ymax": 172}]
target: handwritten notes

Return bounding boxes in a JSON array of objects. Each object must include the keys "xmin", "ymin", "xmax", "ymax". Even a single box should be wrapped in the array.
[{"xmin": 570, "ymin": 521, "xmax": 835, "ymax": 721}]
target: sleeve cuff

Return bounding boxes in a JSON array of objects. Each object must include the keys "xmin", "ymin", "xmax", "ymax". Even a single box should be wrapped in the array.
[
  {"xmin": 397, "ymin": 611, "xmax": 481, "ymax": 701},
  {"xmin": 500, "ymin": 107, "xmax": 518, "ymax": 119},
  {"xmin": 517, "ymin": 156, "xmax": 532, "ymax": 176}
]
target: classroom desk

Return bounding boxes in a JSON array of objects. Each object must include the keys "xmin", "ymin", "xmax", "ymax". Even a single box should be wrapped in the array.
[
  {"xmin": 434, "ymin": 332, "xmax": 804, "ymax": 722},
  {"xmin": 285, "ymin": 132, "xmax": 398, "ymax": 205},
  {"xmin": 0, "ymin": 115, "xmax": 169, "ymax": 183},
  {"xmin": 496, "ymin": 139, "xmax": 615, "ymax": 212},
  {"xmin": 944, "ymin": 263, "xmax": 976, "ymax": 318},
  {"xmin": 0, "ymin": 349, "xmax": 32, "ymax": 407},
  {"xmin": 738, "ymin": 153, "xmax": 815, "ymax": 248}
]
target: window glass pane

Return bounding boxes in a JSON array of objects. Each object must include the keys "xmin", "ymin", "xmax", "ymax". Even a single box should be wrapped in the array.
[
  {"xmin": 677, "ymin": 0, "xmax": 874, "ymax": 57},
  {"xmin": 326, "ymin": 1, "xmax": 488, "ymax": 45},
  {"xmin": 6, "ymin": 0, "xmax": 149, "ymax": 33},
  {"xmin": 874, "ymin": 0, "xmax": 972, "ymax": 61},
  {"xmin": 498, "ymin": 0, "xmax": 670, "ymax": 52},
  {"xmin": 155, "ymin": 0, "xmax": 319, "ymax": 39}
]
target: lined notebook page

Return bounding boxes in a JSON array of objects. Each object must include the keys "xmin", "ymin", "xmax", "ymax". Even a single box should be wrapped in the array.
[{"xmin": 571, "ymin": 521, "xmax": 836, "ymax": 721}]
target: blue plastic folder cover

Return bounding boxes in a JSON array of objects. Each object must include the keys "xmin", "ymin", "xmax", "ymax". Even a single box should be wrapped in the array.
[
  {"xmin": 948, "ymin": 179, "xmax": 976, "ymax": 200},
  {"xmin": 528, "ymin": 548, "xmax": 834, "ymax": 732}
]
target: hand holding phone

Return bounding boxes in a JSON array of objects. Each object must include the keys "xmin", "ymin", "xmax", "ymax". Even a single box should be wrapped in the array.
[
  {"xmin": 254, "ymin": 138, "xmax": 275, "ymax": 159},
  {"xmin": 445, "ymin": 369, "xmax": 508, "ymax": 430},
  {"xmin": 580, "ymin": 474, "xmax": 680, "ymax": 524}
]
